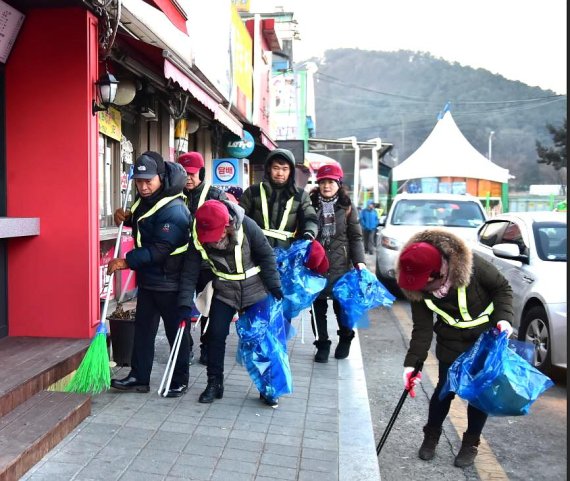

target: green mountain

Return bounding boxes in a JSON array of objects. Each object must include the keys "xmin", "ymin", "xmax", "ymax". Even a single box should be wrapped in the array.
[{"xmin": 309, "ymin": 49, "xmax": 567, "ymax": 191}]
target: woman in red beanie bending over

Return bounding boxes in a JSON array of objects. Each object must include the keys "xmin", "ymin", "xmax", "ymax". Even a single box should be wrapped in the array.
[{"xmin": 396, "ymin": 228, "xmax": 514, "ymax": 468}]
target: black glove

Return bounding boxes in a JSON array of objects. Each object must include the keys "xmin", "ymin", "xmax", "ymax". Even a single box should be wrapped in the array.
[
  {"xmin": 178, "ymin": 305, "xmax": 194, "ymax": 323},
  {"xmin": 270, "ymin": 288, "xmax": 284, "ymax": 300},
  {"xmin": 302, "ymin": 232, "xmax": 315, "ymax": 241}
]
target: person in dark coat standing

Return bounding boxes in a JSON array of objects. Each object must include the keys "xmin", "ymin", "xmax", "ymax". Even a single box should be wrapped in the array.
[
  {"xmin": 177, "ymin": 151, "xmax": 228, "ymax": 366},
  {"xmin": 239, "ymin": 148, "xmax": 318, "ymax": 249},
  {"xmin": 177, "ymin": 200, "xmax": 283, "ymax": 407},
  {"xmin": 308, "ymin": 163, "xmax": 366, "ymax": 363},
  {"xmin": 395, "ymin": 228, "xmax": 514, "ymax": 468},
  {"xmin": 107, "ymin": 152, "xmax": 191, "ymax": 397}
]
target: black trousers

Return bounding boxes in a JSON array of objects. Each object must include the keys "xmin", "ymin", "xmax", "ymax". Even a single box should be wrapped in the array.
[
  {"xmin": 310, "ymin": 297, "xmax": 353, "ymax": 341},
  {"xmin": 129, "ymin": 288, "xmax": 189, "ymax": 386},
  {"xmin": 363, "ymin": 229, "xmax": 375, "ymax": 253},
  {"xmin": 427, "ymin": 361, "xmax": 488, "ymax": 436},
  {"xmin": 184, "ymin": 269, "xmax": 216, "ymax": 351},
  {"xmin": 205, "ymin": 297, "xmax": 236, "ymax": 378}
]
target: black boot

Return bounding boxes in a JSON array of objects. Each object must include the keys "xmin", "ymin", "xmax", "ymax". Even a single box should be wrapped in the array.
[
  {"xmin": 418, "ymin": 425, "xmax": 442, "ymax": 460},
  {"xmin": 198, "ymin": 375, "xmax": 224, "ymax": 403},
  {"xmin": 454, "ymin": 432, "xmax": 480, "ymax": 468},
  {"xmin": 313, "ymin": 340, "xmax": 331, "ymax": 363},
  {"xmin": 334, "ymin": 330, "xmax": 355, "ymax": 359},
  {"xmin": 199, "ymin": 344, "xmax": 208, "ymax": 366}
]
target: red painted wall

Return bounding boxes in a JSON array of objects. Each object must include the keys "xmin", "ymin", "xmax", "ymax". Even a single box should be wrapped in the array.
[{"xmin": 5, "ymin": 8, "xmax": 99, "ymax": 338}]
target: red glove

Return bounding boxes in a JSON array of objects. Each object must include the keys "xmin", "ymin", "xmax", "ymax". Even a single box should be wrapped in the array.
[
  {"xmin": 304, "ymin": 239, "xmax": 329, "ymax": 274},
  {"xmin": 403, "ymin": 367, "xmax": 422, "ymax": 398}
]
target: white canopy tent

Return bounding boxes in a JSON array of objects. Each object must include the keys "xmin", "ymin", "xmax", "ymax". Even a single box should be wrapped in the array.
[{"xmin": 391, "ymin": 111, "xmax": 512, "ymax": 183}]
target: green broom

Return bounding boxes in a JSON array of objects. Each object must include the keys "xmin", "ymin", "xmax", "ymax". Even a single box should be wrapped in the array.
[{"xmin": 66, "ymin": 168, "xmax": 134, "ymax": 394}]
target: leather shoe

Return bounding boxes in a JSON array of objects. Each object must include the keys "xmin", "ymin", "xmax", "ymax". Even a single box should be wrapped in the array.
[
  {"xmin": 110, "ymin": 376, "xmax": 150, "ymax": 393},
  {"xmin": 166, "ymin": 383, "xmax": 188, "ymax": 398}
]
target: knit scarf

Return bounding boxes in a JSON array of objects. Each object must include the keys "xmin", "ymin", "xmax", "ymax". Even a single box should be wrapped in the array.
[{"xmin": 318, "ymin": 193, "xmax": 338, "ymax": 247}]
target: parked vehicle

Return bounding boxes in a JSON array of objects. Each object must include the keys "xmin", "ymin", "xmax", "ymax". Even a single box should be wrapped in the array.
[
  {"xmin": 375, "ymin": 193, "xmax": 487, "ymax": 294},
  {"xmin": 472, "ymin": 211, "xmax": 567, "ymax": 374}
]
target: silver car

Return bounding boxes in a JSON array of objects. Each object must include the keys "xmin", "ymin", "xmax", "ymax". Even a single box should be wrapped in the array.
[
  {"xmin": 375, "ymin": 193, "xmax": 487, "ymax": 294},
  {"xmin": 473, "ymin": 211, "xmax": 567, "ymax": 373}
]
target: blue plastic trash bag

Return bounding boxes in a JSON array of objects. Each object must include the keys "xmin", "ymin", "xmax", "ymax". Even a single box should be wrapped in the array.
[
  {"xmin": 440, "ymin": 330, "xmax": 554, "ymax": 416},
  {"xmin": 274, "ymin": 240, "xmax": 327, "ymax": 320},
  {"xmin": 332, "ymin": 268, "xmax": 396, "ymax": 329},
  {"xmin": 235, "ymin": 295, "xmax": 293, "ymax": 401}
]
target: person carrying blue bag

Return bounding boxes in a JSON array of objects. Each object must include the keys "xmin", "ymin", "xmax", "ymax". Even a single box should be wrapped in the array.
[
  {"xmin": 308, "ymin": 163, "xmax": 367, "ymax": 362},
  {"xmin": 177, "ymin": 199, "xmax": 283, "ymax": 408},
  {"xmin": 395, "ymin": 228, "xmax": 514, "ymax": 468}
]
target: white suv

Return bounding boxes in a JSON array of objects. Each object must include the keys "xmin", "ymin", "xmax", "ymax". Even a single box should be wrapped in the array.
[{"xmin": 375, "ymin": 193, "xmax": 487, "ymax": 294}]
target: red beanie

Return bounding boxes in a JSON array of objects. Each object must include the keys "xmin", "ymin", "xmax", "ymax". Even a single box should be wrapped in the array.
[
  {"xmin": 195, "ymin": 200, "xmax": 229, "ymax": 243},
  {"xmin": 397, "ymin": 242, "xmax": 442, "ymax": 291},
  {"xmin": 316, "ymin": 163, "xmax": 343, "ymax": 182},
  {"xmin": 178, "ymin": 151, "xmax": 205, "ymax": 174}
]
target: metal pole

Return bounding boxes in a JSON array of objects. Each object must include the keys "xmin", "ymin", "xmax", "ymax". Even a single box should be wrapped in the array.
[
  {"xmin": 488, "ymin": 131, "xmax": 495, "ymax": 161},
  {"xmin": 368, "ymin": 137, "xmax": 382, "ymax": 204}
]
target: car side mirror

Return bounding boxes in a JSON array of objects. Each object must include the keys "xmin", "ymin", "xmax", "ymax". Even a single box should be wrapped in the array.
[
  {"xmin": 379, "ymin": 215, "xmax": 386, "ymax": 226},
  {"xmin": 492, "ymin": 243, "xmax": 529, "ymax": 263}
]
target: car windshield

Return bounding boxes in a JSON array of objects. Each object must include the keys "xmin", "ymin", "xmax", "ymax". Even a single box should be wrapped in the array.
[
  {"xmin": 391, "ymin": 200, "xmax": 486, "ymax": 227},
  {"xmin": 534, "ymin": 222, "xmax": 567, "ymax": 262}
]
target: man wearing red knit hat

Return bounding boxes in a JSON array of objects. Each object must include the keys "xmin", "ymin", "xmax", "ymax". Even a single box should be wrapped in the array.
[{"xmin": 177, "ymin": 151, "xmax": 228, "ymax": 366}]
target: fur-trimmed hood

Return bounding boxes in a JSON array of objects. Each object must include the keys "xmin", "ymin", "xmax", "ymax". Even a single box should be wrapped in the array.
[{"xmin": 396, "ymin": 228, "xmax": 473, "ymax": 302}]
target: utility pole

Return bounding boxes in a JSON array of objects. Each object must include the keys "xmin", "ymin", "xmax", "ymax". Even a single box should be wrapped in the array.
[{"xmin": 488, "ymin": 131, "xmax": 495, "ymax": 161}]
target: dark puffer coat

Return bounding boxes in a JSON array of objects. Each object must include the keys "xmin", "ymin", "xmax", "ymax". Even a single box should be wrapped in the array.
[
  {"xmin": 397, "ymin": 228, "xmax": 514, "ymax": 367},
  {"xmin": 183, "ymin": 182, "xmax": 227, "ymax": 216},
  {"xmin": 239, "ymin": 149, "xmax": 318, "ymax": 249},
  {"xmin": 309, "ymin": 187, "xmax": 366, "ymax": 297},
  {"xmin": 125, "ymin": 161, "xmax": 190, "ymax": 292},
  {"xmin": 178, "ymin": 201, "xmax": 281, "ymax": 311}
]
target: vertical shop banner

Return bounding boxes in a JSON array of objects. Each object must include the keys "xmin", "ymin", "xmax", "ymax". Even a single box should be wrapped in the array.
[
  {"xmin": 270, "ymin": 70, "xmax": 307, "ymax": 141},
  {"xmin": 231, "ymin": 4, "xmax": 253, "ymax": 120}
]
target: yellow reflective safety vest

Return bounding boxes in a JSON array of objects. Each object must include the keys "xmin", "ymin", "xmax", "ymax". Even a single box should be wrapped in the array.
[
  {"xmin": 183, "ymin": 182, "xmax": 211, "ymax": 212},
  {"xmin": 130, "ymin": 194, "xmax": 188, "ymax": 256},
  {"xmin": 424, "ymin": 287, "xmax": 494, "ymax": 328},
  {"xmin": 192, "ymin": 221, "xmax": 261, "ymax": 281},
  {"xmin": 259, "ymin": 183, "xmax": 295, "ymax": 241}
]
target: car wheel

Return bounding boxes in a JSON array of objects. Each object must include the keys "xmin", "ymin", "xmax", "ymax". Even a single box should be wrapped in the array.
[{"xmin": 520, "ymin": 306, "xmax": 552, "ymax": 374}]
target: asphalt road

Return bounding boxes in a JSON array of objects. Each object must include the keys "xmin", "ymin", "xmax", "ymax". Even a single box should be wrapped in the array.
[{"xmin": 360, "ymin": 296, "xmax": 567, "ymax": 481}]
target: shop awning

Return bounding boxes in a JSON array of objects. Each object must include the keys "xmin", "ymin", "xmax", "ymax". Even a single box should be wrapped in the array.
[
  {"xmin": 121, "ymin": 0, "xmax": 192, "ymax": 67},
  {"xmin": 145, "ymin": 0, "xmax": 188, "ymax": 34},
  {"xmin": 164, "ymin": 59, "xmax": 243, "ymax": 137},
  {"xmin": 114, "ymin": 33, "xmax": 243, "ymax": 138},
  {"xmin": 244, "ymin": 123, "xmax": 278, "ymax": 150}
]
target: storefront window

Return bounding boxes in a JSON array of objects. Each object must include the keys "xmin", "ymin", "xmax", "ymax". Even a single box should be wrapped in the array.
[{"xmin": 98, "ymin": 134, "xmax": 121, "ymax": 228}]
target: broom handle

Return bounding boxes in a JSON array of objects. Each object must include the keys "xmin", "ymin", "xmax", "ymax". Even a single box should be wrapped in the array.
[{"xmin": 101, "ymin": 169, "xmax": 134, "ymax": 327}]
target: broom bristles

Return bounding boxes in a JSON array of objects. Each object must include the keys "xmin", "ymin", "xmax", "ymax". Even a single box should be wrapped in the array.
[{"xmin": 65, "ymin": 329, "xmax": 111, "ymax": 394}]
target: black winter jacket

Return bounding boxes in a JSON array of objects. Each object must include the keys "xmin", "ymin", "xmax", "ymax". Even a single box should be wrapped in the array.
[
  {"xmin": 309, "ymin": 187, "xmax": 366, "ymax": 297},
  {"xmin": 183, "ymin": 182, "xmax": 227, "ymax": 215},
  {"xmin": 124, "ymin": 161, "xmax": 190, "ymax": 292},
  {"xmin": 239, "ymin": 149, "xmax": 318, "ymax": 249},
  {"xmin": 178, "ymin": 201, "xmax": 281, "ymax": 311},
  {"xmin": 398, "ymin": 229, "xmax": 514, "ymax": 367}
]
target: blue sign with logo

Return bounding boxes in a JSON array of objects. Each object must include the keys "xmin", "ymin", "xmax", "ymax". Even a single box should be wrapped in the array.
[
  {"xmin": 225, "ymin": 130, "xmax": 255, "ymax": 158},
  {"xmin": 213, "ymin": 158, "xmax": 240, "ymax": 186}
]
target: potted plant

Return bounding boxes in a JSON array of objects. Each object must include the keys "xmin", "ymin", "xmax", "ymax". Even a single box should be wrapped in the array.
[{"xmin": 108, "ymin": 304, "xmax": 136, "ymax": 367}]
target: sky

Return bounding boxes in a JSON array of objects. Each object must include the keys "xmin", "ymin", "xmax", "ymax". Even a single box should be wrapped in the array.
[{"xmin": 248, "ymin": 0, "xmax": 567, "ymax": 94}]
